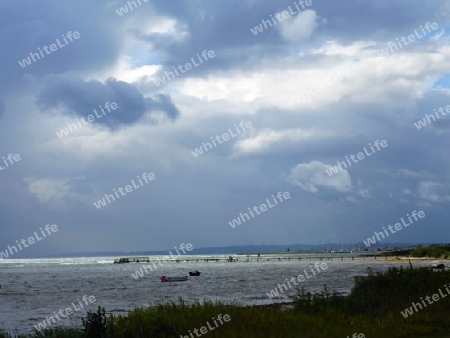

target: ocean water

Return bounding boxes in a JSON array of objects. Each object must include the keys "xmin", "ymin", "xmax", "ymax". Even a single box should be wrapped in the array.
[{"xmin": 0, "ymin": 254, "xmax": 430, "ymax": 332}]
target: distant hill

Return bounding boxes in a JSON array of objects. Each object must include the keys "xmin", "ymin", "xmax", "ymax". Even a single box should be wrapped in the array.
[
  {"xmin": 13, "ymin": 242, "xmax": 437, "ymax": 259},
  {"xmin": 21, "ymin": 245, "xmax": 313, "ymax": 258}
]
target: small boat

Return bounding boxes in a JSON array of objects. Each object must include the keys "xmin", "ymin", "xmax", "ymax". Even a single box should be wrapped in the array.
[
  {"xmin": 189, "ymin": 270, "xmax": 201, "ymax": 276},
  {"xmin": 161, "ymin": 275, "xmax": 189, "ymax": 282},
  {"xmin": 431, "ymin": 263, "xmax": 445, "ymax": 270}
]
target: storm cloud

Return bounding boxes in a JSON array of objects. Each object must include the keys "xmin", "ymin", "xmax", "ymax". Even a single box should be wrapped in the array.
[
  {"xmin": 0, "ymin": 0, "xmax": 449, "ymax": 257},
  {"xmin": 37, "ymin": 75, "xmax": 180, "ymax": 128}
]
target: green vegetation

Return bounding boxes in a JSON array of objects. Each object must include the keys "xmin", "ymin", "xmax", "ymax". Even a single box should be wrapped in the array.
[
  {"xmin": 410, "ymin": 245, "xmax": 450, "ymax": 259},
  {"xmin": 3, "ymin": 266, "xmax": 450, "ymax": 337}
]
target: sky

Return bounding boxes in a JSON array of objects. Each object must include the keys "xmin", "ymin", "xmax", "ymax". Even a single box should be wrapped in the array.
[{"xmin": 1, "ymin": 0, "xmax": 450, "ymax": 257}]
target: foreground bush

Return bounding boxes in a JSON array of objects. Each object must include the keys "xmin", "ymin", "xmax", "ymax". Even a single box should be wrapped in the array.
[
  {"xmin": 295, "ymin": 265, "xmax": 450, "ymax": 338},
  {"xmin": 295, "ymin": 265, "xmax": 450, "ymax": 317}
]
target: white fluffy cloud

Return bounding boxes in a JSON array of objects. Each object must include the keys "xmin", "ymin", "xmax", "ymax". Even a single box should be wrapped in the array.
[
  {"xmin": 234, "ymin": 128, "xmax": 333, "ymax": 154},
  {"xmin": 418, "ymin": 181, "xmax": 450, "ymax": 203},
  {"xmin": 287, "ymin": 161, "xmax": 352, "ymax": 193},
  {"xmin": 24, "ymin": 177, "xmax": 87, "ymax": 208},
  {"xmin": 277, "ymin": 10, "xmax": 320, "ymax": 42}
]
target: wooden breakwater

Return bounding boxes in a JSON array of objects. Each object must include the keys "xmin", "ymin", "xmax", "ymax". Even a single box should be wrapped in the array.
[{"xmin": 113, "ymin": 254, "xmax": 396, "ymax": 264}]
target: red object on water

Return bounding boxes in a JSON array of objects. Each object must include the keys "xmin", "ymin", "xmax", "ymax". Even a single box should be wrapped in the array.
[{"xmin": 161, "ymin": 276, "xmax": 167, "ymax": 282}]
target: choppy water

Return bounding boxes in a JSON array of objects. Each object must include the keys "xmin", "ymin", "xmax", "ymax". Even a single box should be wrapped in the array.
[{"xmin": 0, "ymin": 254, "xmax": 431, "ymax": 332}]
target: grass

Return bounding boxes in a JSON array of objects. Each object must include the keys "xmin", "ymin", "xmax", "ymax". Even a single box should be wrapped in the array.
[{"xmin": 3, "ymin": 265, "xmax": 450, "ymax": 337}]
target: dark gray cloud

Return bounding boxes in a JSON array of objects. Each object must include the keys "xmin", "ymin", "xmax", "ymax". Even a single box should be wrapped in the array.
[
  {"xmin": 0, "ymin": 0, "xmax": 121, "ymax": 95},
  {"xmin": 37, "ymin": 75, "xmax": 180, "ymax": 128}
]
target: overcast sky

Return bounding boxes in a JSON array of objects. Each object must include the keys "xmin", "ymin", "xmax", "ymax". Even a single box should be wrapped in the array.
[{"xmin": 1, "ymin": 0, "xmax": 450, "ymax": 257}]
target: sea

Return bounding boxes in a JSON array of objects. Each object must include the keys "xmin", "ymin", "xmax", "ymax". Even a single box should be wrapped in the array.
[{"xmin": 0, "ymin": 254, "xmax": 432, "ymax": 332}]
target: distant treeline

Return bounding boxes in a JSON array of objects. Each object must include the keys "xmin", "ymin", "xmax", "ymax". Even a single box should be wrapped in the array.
[{"xmin": 410, "ymin": 245, "xmax": 450, "ymax": 259}]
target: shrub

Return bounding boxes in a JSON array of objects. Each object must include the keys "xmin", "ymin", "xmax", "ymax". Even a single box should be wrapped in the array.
[
  {"xmin": 82, "ymin": 306, "xmax": 107, "ymax": 338},
  {"xmin": 293, "ymin": 265, "xmax": 450, "ymax": 318}
]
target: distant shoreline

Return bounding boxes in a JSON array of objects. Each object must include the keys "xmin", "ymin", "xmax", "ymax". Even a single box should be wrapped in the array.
[{"xmin": 1, "ymin": 245, "xmax": 446, "ymax": 260}]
